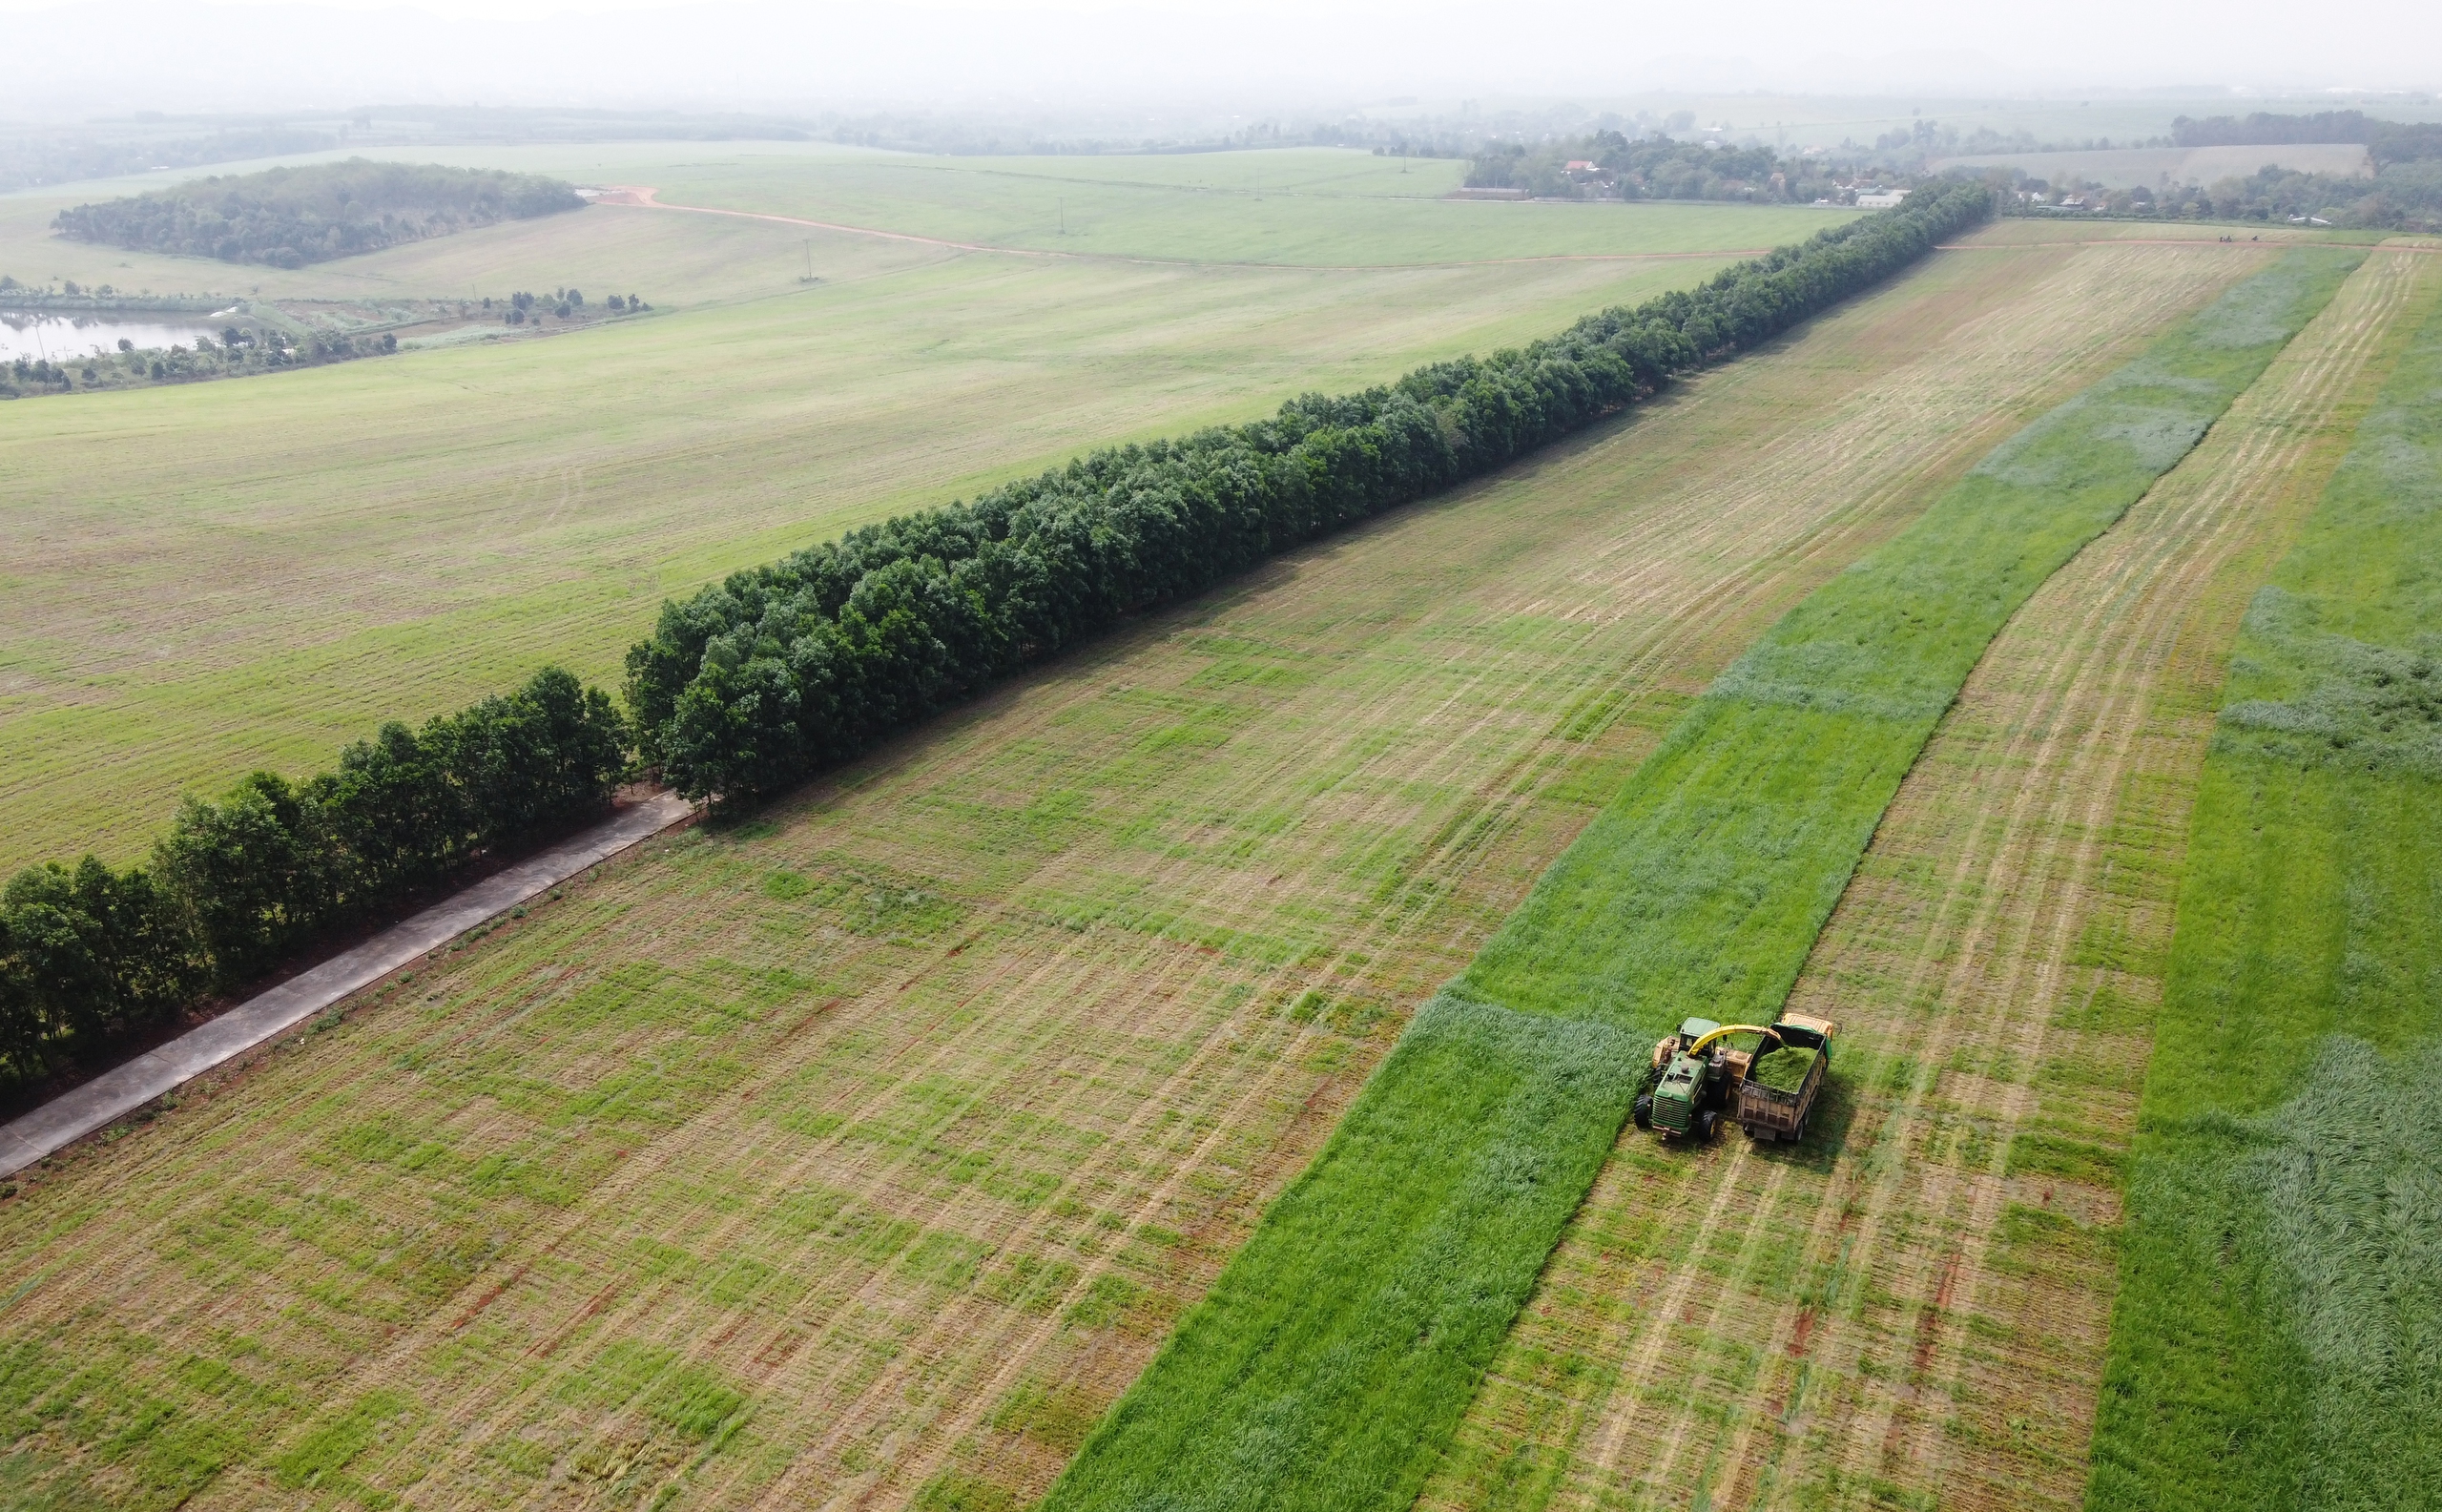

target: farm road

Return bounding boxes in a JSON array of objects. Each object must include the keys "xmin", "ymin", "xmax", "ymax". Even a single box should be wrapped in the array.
[
  {"xmin": 610, "ymin": 186, "xmax": 1776, "ymax": 272},
  {"xmin": 0, "ymin": 792, "xmax": 693, "ymax": 1180},
  {"xmin": 1429, "ymin": 245, "xmax": 2431, "ymax": 1512}
]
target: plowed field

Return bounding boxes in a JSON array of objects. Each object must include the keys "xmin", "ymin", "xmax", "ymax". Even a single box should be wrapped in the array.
[{"xmin": 1420, "ymin": 245, "xmax": 2430, "ymax": 1512}]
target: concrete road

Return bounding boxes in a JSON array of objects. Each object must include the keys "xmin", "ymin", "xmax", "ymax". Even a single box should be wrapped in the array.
[{"xmin": 0, "ymin": 792, "xmax": 694, "ymax": 1178}]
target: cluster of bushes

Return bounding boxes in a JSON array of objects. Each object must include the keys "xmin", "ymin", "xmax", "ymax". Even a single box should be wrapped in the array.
[
  {"xmin": 625, "ymin": 181, "xmax": 1994, "ymax": 803},
  {"xmin": 2171, "ymin": 109, "xmax": 2442, "ymax": 167},
  {"xmin": 52, "ymin": 159, "xmax": 586, "ymax": 268},
  {"xmin": 2019, "ymin": 163, "xmax": 2442, "ymax": 233},
  {"xmin": 0, "ymin": 669, "xmax": 627, "ymax": 1090},
  {"xmin": 1465, "ymin": 131, "xmax": 1848, "ymax": 202},
  {"xmin": 2, "ymin": 327, "xmax": 400, "ymax": 398},
  {"xmin": 496, "ymin": 286, "xmax": 646, "ymax": 325},
  {"xmin": 2000, "ymin": 110, "xmax": 2442, "ymax": 232}
]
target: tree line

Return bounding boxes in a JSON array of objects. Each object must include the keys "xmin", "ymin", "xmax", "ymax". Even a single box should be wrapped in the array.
[
  {"xmin": 52, "ymin": 159, "xmax": 586, "ymax": 269},
  {"xmin": 2172, "ymin": 110, "xmax": 2442, "ymax": 168},
  {"xmin": 1466, "ymin": 132, "xmax": 1838, "ymax": 202},
  {"xmin": 0, "ymin": 181, "xmax": 1988, "ymax": 1101},
  {"xmin": 0, "ymin": 670, "xmax": 626, "ymax": 1093},
  {"xmin": 624, "ymin": 182, "xmax": 1994, "ymax": 803}
]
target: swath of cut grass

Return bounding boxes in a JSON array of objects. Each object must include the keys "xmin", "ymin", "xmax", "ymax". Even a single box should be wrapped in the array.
[
  {"xmin": 1418, "ymin": 240, "xmax": 2433, "ymax": 1512},
  {"xmin": 0, "ymin": 239, "xmax": 2217, "ymax": 1511},
  {"xmin": 1040, "ymin": 247, "xmax": 2361, "ymax": 1512},
  {"xmin": 2086, "ymin": 262, "xmax": 2442, "ymax": 1512},
  {"xmin": 1747, "ymin": 1045, "xmax": 1815, "ymax": 1093}
]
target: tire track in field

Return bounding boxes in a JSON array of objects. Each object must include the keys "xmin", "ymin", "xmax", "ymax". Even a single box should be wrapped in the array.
[
  {"xmin": 1808, "ymin": 242, "xmax": 2432, "ymax": 1512},
  {"xmin": 1418, "ymin": 245, "xmax": 2424, "ymax": 1512},
  {"xmin": 779, "ymin": 240, "xmax": 2253, "ymax": 1511},
  {"xmin": 0, "ymin": 243, "xmax": 2246, "ymax": 1512},
  {"xmin": 787, "ymin": 241, "xmax": 2257, "ymax": 1512}
]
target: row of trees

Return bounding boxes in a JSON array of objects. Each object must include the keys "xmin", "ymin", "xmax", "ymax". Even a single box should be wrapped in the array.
[
  {"xmin": 1466, "ymin": 133, "xmax": 1833, "ymax": 203},
  {"xmin": 625, "ymin": 182, "xmax": 1995, "ymax": 803},
  {"xmin": 2172, "ymin": 110, "xmax": 2442, "ymax": 169},
  {"xmin": 0, "ymin": 328, "xmax": 400, "ymax": 399},
  {"xmin": 0, "ymin": 183, "xmax": 1989, "ymax": 1096},
  {"xmin": 52, "ymin": 159, "xmax": 586, "ymax": 268},
  {"xmin": 0, "ymin": 670, "xmax": 628, "ymax": 1089}
]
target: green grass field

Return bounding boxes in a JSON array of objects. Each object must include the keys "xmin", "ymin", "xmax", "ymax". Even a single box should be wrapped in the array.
[
  {"xmin": 1038, "ymin": 249, "xmax": 2363, "ymax": 1512},
  {"xmin": 0, "ymin": 234, "xmax": 2227, "ymax": 1510},
  {"xmin": 0, "ymin": 147, "xmax": 1853, "ymax": 875},
  {"xmin": 17, "ymin": 126, "xmax": 2442, "ymax": 1510},
  {"xmin": 2085, "ymin": 263, "xmax": 2442, "ymax": 1512}
]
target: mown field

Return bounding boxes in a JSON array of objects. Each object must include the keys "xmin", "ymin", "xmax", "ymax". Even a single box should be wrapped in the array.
[
  {"xmin": 1423, "ymin": 244, "xmax": 2434, "ymax": 1512},
  {"xmin": 0, "ymin": 234, "xmax": 2224, "ymax": 1510},
  {"xmin": 0, "ymin": 143, "xmax": 1853, "ymax": 280},
  {"xmin": 2087, "ymin": 259, "xmax": 2442, "ymax": 1512},
  {"xmin": 1040, "ymin": 246, "xmax": 2359, "ymax": 1512},
  {"xmin": 0, "ymin": 147, "xmax": 1852, "ymax": 874}
]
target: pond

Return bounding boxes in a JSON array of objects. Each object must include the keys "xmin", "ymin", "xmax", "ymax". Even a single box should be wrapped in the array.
[{"xmin": 0, "ymin": 309, "xmax": 239, "ymax": 363}]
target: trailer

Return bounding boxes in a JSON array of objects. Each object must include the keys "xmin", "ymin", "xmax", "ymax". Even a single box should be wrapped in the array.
[
  {"xmin": 1737, "ymin": 1012, "xmax": 1836, "ymax": 1143},
  {"xmin": 1632, "ymin": 1012, "xmax": 1837, "ymax": 1145}
]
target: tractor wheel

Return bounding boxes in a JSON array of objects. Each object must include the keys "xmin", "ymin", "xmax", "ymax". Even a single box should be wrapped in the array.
[
  {"xmin": 1698, "ymin": 1109, "xmax": 1720, "ymax": 1143},
  {"xmin": 1633, "ymin": 1095, "xmax": 1653, "ymax": 1131}
]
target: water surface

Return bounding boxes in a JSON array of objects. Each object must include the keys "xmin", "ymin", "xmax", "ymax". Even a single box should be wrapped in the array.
[{"xmin": 0, "ymin": 309, "xmax": 235, "ymax": 363}]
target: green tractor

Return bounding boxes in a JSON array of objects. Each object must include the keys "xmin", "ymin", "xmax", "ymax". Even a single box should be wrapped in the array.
[
  {"xmin": 1633, "ymin": 1016, "xmax": 1741, "ymax": 1142},
  {"xmin": 1631, "ymin": 1013, "xmax": 1836, "ymax": 1143}
]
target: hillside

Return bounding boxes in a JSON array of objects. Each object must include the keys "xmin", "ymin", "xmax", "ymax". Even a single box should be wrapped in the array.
[{"xmin": 51, "ymin": 158, "xmax": 585, "ymax": 267}]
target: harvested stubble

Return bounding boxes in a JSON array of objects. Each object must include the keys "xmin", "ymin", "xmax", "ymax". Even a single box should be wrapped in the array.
[
  {"xmin": 0, "ymin": 237, "xmax": 2232, "ymax": 1512},
  {"xmin": 1422, "ymin": 242, "xmax": 2430, "ymax": 1512},
  {"xmin": 2086, "ymin": 254, "xmax": 2442, "ymax": 1512},
  {"xmin": 0, "ymin": 184, "xmax": 1765, "ymax": 875},
  {"xmin": 1041, "ymin": 250, "xmax": 2362, "ymax": 1512}
]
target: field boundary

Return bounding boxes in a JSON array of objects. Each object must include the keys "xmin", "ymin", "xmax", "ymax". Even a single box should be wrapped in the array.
[
  {"xmin": 1037, "ymin": 246, "xmax": 2362, "ymax": 1512},
  {"xmin": 0, "ymin": 792, "xmax": 693, "ymax": 1178},
  {"xmin": 610, "ymin": 187, "xmax": 1784, "ymax": 272}
]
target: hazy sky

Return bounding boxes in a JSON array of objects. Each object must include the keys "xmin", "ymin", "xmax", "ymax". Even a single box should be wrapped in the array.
[{"xmin": 6, "ymin": 0, "xmax": 2437, "ymax": 115}]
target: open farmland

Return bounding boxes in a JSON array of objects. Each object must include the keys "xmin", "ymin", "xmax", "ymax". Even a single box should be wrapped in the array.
[
  {"xmin": 2087, "ymin": 259, "xmax": 2442, "ymax": 1512},
  {"xmin": 0, "ymin": 234, "xmax": 2246, "ymax": 1510},
  {"xmin": 1041, "ymin": 247, "xmax": 2357, "ymax": 1512},
  {"xmin": 1420, "ymin": 244, "xmax": 2432, "ymax": 1512},
  {"xmin": 0, "ymin": 148, "xmax": 1852, "ymax": 874}
]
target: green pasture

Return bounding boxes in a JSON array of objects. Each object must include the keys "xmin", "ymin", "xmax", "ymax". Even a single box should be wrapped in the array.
[
  {"xmin": 1041, "ymin": 247, "xmax": 2363, "ymax": 1512},
  {"xmin": 626, "ymin": 145, "xmax": 1854, "ymax": 266},
  {"xmin": 2086, "ymin": 266, "xmax": 2442, "ymax": 1512},
  {"xmin": 1, "ymin": 142, "xmax": 1856, "ymax": 281},
  {"xmin": 0, "ymin": 152, "xmax": 1827, "ymax": 875}
]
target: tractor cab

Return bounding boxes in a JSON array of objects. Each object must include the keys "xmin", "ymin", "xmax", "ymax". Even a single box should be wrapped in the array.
[
  {"xmin": 1634, "ymin": 1015, "xmax": 1777, "ymax": 1143},
  {"xmin": 1648, "ymin": 1050, "xmax": 1710, "ymax": 1137},
  {"xmin": 1666, "ymin": 1017, "xmax": 1720, "ymax": 1060}
]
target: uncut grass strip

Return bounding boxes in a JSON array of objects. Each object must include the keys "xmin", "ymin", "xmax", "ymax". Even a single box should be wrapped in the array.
[
  {"xmin": 2085, "ymin": 254, "xmax": 2442, "ymax": 1512},
  {"xmin": 1039, "ymin": 246, "xmax": 2365, "ymax": 1512},
  {"xmin": 1423, "ymin": 245, "xmax": 2430, "ymax": 1512},
  {"xmin": 849, "ymin": 242, "xmax": 2256, "ymax": 1504},
  {"xmin": 0, "ymin": 240, "xmax": 2245, "ymax": 1512}
]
